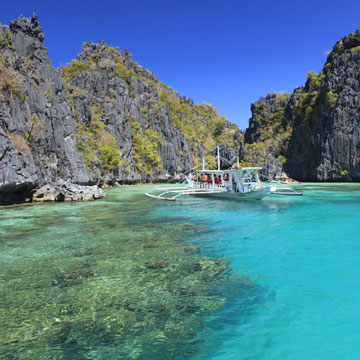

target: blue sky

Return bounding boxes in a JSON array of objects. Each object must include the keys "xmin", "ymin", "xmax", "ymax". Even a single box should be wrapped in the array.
[{"xmin": 1, "ymin": 0, "xmax": 360, "ymax": 129}]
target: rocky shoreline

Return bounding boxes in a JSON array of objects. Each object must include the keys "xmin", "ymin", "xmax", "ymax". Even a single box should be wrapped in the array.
[
  {"xmin": 2, "ymin": 14, "xmax": 360, "ymax": 205},
  {"xmin": 0, "ymin": 181, "xmax": 105, "ymax": 205},
  {"xmin": 32, "ymin": 181, "xmax": 104, "ymax": 202}
]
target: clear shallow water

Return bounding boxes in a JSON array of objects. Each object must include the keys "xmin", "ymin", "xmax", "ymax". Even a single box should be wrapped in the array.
[
  {"xmin": 155, "ymin": 183, "xmax": 360, "ymax": 360},
  {"xmin": 1, "ymin": 184, "xmax": 360, "ymax": 359},
  {"xmin": 0, "ymin": 186, "xmax": 236, "ymax": 360}
]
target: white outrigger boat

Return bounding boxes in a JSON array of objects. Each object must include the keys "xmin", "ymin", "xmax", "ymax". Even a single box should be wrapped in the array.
[
  {"xmin": 146, "ymin": 147, "xmax": 302, "ymax": 201},
  {"xmin": 146, "ymin": 166, "xmax": 271, "ymax": 201}
]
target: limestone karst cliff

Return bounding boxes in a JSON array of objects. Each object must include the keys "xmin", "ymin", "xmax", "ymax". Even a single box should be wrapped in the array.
[
  {"xmin": 286, "ymin": 30, "xmax": 360, "ymax": 181},
  {"xmin": 0, "ymin": 15, "xmax": 242, "ymax": 204},
  {"xmin": 0, "ymin": 15, "xmax": 90, "ymax": 204},
  {"xmin": 243, "ymin": 29, "xmax": 360, "ymax": 182},
  {"xmin": 2, "ymin": 15, "xmax": 360, "ymax": 205}
]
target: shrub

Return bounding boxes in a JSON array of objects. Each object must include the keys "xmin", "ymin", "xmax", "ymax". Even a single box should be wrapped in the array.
[
  {"xmin": 327, "ymin": 91, "xmax": 338, "ymax": 109},
  {"xmin": 306, "ymin": 71, "xmax": 324, "ymax": 90},
  {"xmin": 152, "ymin": 103, "xmax": 163, "ymax": 117},
  {"xmin": 335, "ymin": 41, "xmax": 345, "ymax": 55},
  {"xmin": 128, "ymin": 117, "xmax": 163, "ymax": 175},
  {"xmin": 75, "ymin": 105, "xmax": 121, "ymax": 171},
  {"xmin": 114, "ymin": 62, "xmax": 136, "ymax": 85},
  {"xmin": 98, "ymin": 132, "xmax": 122, "ymax": 170},
  {"xmin": 205, "ymin": 155, "xmax": 217, "ymax": 169},
  {"xmin": 0, "ymin": 64, "xmax": 25, "ymax": 100},
  {"xmin": 350, "ymin": 45, "xmax": 360, "ymax": 52},
  {"xmin": 8, "ymin": 133, "xmax": 31, "ymax": 153},
  {"xmin": 59, "ymin": 60, "xmax": 95, "ymax": 82},
  {"xmin": 323, "ymin": 62, "xmax": 332, "ymax": 74},
  {"xmin": 42, "ymin": 88, "xmax": 56, "ymax": 102}
]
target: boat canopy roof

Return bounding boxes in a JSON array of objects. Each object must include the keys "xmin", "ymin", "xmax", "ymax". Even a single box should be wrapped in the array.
[
  {"xmin": 195, "ymin": 169, "xmax": 224, "ymax": 174},
  {"xmin": 226, "ymin": 167, "xmax": 262, "ymax": 173},
  {"xmin": 195, "ymin": 167, "xmax": 262, "ymax": 174}
]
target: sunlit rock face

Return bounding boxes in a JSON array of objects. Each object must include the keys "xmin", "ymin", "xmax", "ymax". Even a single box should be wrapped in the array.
[
  {"xmin": 0, "ymin": 15, "xmax": 242, "ymax": 204},
  {"xmin": 0, "ymin": 15, "xmax": 90, "ymax": 204}
]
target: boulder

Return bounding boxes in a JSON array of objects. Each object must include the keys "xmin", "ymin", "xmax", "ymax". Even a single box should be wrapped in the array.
[{"xmin": 32, "ymin": 181, "xmax": 105, "ymax": 202}]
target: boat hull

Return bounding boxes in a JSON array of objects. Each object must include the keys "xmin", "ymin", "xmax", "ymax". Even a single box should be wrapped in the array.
[{"xmin": 190, "ymin": 187, "xmax": 270, "ymax": 200}]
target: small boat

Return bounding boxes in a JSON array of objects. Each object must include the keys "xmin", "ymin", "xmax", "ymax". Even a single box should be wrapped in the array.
[
  {"xmin": 146, "ymin": 166, "xmax": 270, "ymax": 201},
  {"xmin": 270, "ymin": 171, "xmax": 299, "ymax": 184},
  {"xmin": 268, "ymin": 185, "xmax": 303, "ymax": 196},
  {"xmin": 263, "ymin": 170, "xmax": 302, "ymax": 196}
]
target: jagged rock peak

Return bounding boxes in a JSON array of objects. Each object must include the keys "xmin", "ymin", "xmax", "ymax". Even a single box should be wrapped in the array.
[
  {"xmin": 326, "ymin": 29, "xmax": 360, "ymax": 64},
  {"xmin": 76, "ymin": 40, "xmax": 123, "ymax": 61},
  {"xmin": 335, "ymin": 29, "xmax": 360, "ymax": 50},
  {"xmin": 73, "ymin": 40, "xmax": 158, "ymax": 82},
  {"xmin": 9, "ymin": 14, "xmax": 44, "ymax": 43},
  {"xmin": 250, "ymin": 92, "xmax": 290, "ymax": 117},
  {"xmin": 245, "ymin": 92, "xmax": 290, "ymax": 145}
]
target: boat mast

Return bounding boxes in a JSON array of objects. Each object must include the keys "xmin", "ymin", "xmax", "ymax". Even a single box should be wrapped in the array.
[
  {"xmin": 217, "ymin": 146, "xmax": 220, "ymax": 171},
  {"xmin": 237, "ymin": 156, "xmax": 239, "ymax": 168}
]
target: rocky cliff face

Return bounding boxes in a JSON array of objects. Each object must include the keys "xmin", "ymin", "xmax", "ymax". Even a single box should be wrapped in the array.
[
  {"xmin": 0, "ymin": 15, "xmax": 90, "ymax": 204},
  {"xmin": 241, "ymin": 92, "xmax": 291, "ymax": 179},
  {"xmin": 286, "ymin": 30, "xmax": 360, "ymax": 181},
  {"xmin": 0, "ymin": 15, "xmax": 242, "ymax": 204},
  {"xmin": 60, "ymin": 41, "xmax": 243, "ymax": 183},
  {"xmin": 244, "ymin": 29, "xmax": 360, "ymax": 182},
  {"xmin": 60, "ymin": 41, "xmax": 194, "ymax": 184}
]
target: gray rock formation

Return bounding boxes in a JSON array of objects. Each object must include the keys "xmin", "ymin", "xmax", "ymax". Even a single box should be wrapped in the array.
[
  {"xmin": 0, "ymin": 15, "xmax": 241, "ymax": 204},
  {"xmin": 285, "ymin": 30, "xmax": 360, "ymax": 181},
  {"xmin": 0, "ymin": 15, "xmax": 91, "ymax": 204},
  {"xmin": 210, "ymin": 142, "xmax": 238, "ymax": 169},
  {"xmin": 245, "ymin": 29, "xmax": 360, "ymax": 182},
  {"xmin": 242, "ymin": 93, "xmax": 290, "ymax": 179},
  {"xmin": 65, "ymin": 40, "xmax": 194, "ymax": 183},
  {"xmin": 33, "ymin": 181, "xmax": 104, "ymax": 202},
  {"xmin": 245, "ymin": 93, "xmax": 290, "ymax": 144}
]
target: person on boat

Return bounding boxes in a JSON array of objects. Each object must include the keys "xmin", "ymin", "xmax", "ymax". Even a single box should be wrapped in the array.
[
  {"xmin": 215, "ymin": 175, "xmax": 220, "ymax": 185},
  {"xmin": 197, "ymin": 173, "xmax": 202, "ymax": 188},
  {"xmin": 225, "ymin": 174, "xmax": 229, "ymax": 182},
  {"xmin": 208, "ymin": 174, "xmax": 214, "ymax": 188},
  {"xmin": 193, "ymin": 174, "xmax": 197, "ymax": 181},
  {"xmin": 232, "ymin": 175, "xmax": 237, "ymax": 192},
  {"xmin": 203, "ymin": 174, "xmax": 208, "ymax": 188}
]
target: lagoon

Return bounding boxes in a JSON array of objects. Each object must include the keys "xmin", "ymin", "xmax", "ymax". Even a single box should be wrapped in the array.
[{"xmin": 1, "ymin": 184, "xmax": 360, "ymax": 359}]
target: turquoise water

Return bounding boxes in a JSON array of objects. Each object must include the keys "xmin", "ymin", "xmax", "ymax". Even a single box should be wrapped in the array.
[
  {"xmin": 1, "ymin": 184, "xmax": 360, "ymax": 359},
  {"xmin": 162, "ymin": 183, "xmax": 360, "ymax": 360}
]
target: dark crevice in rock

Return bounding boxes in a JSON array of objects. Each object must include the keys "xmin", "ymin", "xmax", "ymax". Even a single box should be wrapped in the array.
[{"xmin": 0, "ymin": 183, "xmax": 34, "ymax": 205}]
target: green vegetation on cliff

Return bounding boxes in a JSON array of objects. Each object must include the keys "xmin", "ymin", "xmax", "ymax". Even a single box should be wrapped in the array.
[
  {"xmin": 59, "ymin": 42, "xmax": 240, "ymax": 175},
  {"xmin": 242, "ymin": 92, "xmax": 291, "ymax": 167},
  {"xmin": 295, "ymin": 71, "xmax": 324, "ymax": 126},
  {"xmin": 158, "ymin": 91, "xmax": 239, "ymax": 166},
  {"xmin": 74, "ymin": 103, "xmax": 122, "ymax": 171},
  {"xmin": 243, "ymin": 63, "xmax": 340, "ymax": 177},
  {"xmin": 288, "ymin": 69, "xmax": 339, "ymax": 158},
  {"xmin": 127, "ymin": 112, "xmax": 163, "ymax": 175}
]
